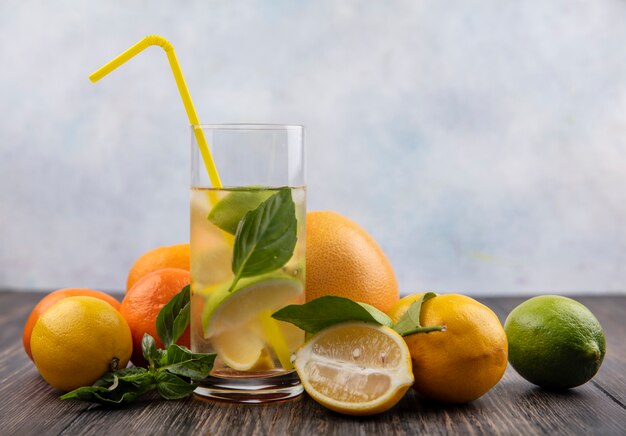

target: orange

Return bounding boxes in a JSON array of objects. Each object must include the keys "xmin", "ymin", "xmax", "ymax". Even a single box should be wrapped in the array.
[
  {"xmin": 305, "ymin": 211, "xmax": 399, "ymax": 313},
  {"xmin": 388, "ymin": 293, "xmax": 508, "ymax": 403},
  {"xmin": 126, "ymin": 243, "xmax": 190, "ymax": 291},
  {"xmin": 23, "ymin": 288, "xmax": 121, "ymax": 360},
  {"xmin": 120, "ymin": 268, "xmax": 190, "ymax": 366},
  {"xmin": 31, "ymin": 296, "xmax": 132, "ymax": 392}
]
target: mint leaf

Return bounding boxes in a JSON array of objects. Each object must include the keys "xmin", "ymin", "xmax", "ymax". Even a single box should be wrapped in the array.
[
  {"xmin": 94, "ymin": 367, "xmax": 149, "ymax": 385},
  {"xmin": 357, "ymin": 302, "xmax": 393, "ymax": 327},
  {"xmin": 229, "ymin": 188, "xmax": 297, "ymax": 290},
  {"xmin": 60, "ymin": 385, "xmax": 144, "ymax": 406},
  {"xmin": 160, "ymin": 344, "xmax": 216, "ymax": 380},
  {"xmin": 156, "ymin": 285, "xmax": 190, "ymax": 348},
  {"xmin": 155, "ymin": 371, "xmax": 197, "ymax": 400},
  {"xmin": 392, "ymin": 292, "xmax": 445, "ymax": 336},
  {"xmin": 272, "ymin": 296, "xmax": 392, "ymax": 334},
  {"xmin": 61, "ymin": 368, "xmax": 155, "ymax": 405},
  {"xmin": 142, "ymin": 333, "xmax": 165, "ymax": 365}
]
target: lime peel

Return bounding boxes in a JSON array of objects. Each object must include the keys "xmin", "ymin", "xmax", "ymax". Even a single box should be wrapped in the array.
[{"xmin": 201, "ymin": 275, "xmax": 303, "ymax": 334}]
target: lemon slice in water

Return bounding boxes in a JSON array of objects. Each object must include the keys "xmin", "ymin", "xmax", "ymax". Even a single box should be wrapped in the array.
[
  {"xmin": 294, "ymin": 322, "xmax": 414, "ymax": 416},
  {"xmin": 207, "ymin": 189, "xmax": 273, "ymax": 234},
  {"xmin": 203, "ymin": 276, "xmax": 304, "ymax": 371},
  {"xmin": 212, "ymin": 328, "xmax": 266, "ymax": 371}
]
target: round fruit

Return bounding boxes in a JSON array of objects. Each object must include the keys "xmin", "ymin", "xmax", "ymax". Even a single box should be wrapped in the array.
[
  {"xmin": 504, "ymin": 295, "xmax": 605, "ymax": 390},
  {"xmin": 22, "ymin": 288, "xmax": 121, "ymax": 360},
  {"xmin": 126, "ymin": 243, "xmax": 190, "ymax": 291},
  {"xmin": 30, "ymin": 296, "xmax": 132, "ymax": 392},
  {"xmin": 388, "ymin": 293, "xmax": 508, "ymax": 403},
  {"xmin": 294, "ymin": 322, "xmax": 414, "ymax": 416},
  {"xmin": 202, "ymin": 276, "xmax": 304, "ymax": 371},
  {"xmin": 305, "ymin": 211, "xmax": 399, "ymax": 313},
  {"xmin": 120, "ymin": 268, "xmax": 191, "ymax": 366}
]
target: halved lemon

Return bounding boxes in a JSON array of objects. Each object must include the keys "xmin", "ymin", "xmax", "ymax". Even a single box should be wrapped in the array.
[
  {"xmin": 204, "ymin": 276, "xmax": 304, "ymax": 371},
  {"xmin": 294, "ymin": 322, "xmax": 414, "ymax": 416}
]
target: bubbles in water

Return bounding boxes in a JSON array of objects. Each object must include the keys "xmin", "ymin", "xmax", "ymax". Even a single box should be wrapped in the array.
[
  {"xmin": 352, "ymin": 348, "xmax": 362, "ymax": 359},
  {"xmin": 380, "ymin": 351, "xmax": 387, "ymax": 365},
  {"xmin": 441, "ymin": 325, "xmax": 448, "ymax": 332},
  {"xmin": 290, "ymin": 353, "xmax": 297, "ymax": 364}
]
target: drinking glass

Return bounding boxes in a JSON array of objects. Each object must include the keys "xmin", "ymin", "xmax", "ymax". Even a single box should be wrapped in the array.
[{"xmin": 190, "ymin": 124, "xmax": 305, "ymax": 402}]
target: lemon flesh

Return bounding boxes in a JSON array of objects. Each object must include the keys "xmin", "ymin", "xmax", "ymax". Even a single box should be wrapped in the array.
[
  {"xmin": 294, "ymin": 322, "xmax": 414, "ymax": 416},
  {"xmin": 212, "ymin": 329, "xmax": 266, "ymax": 371},
  {"xmin": 203, "ymin": 276, "xmax": 304, "ymax": 371}
]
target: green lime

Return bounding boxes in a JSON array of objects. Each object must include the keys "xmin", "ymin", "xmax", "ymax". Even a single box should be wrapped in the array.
[
  {"xmin": 504, "ymin": 295, "xmax": 605, "ymax": 389},
  {"xmin": 207, "ymin": 189, "xmax": 273, "ymax": 234}
]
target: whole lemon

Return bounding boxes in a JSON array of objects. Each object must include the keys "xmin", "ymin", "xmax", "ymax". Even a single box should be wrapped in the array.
[
  {"xmin": 388, "ymin": 293, "xmax": 508, "ymax": 403},
  {"xmin": 22, "ymin": 288, "xmax": 121, "ymax": 361},
  {"xmin": 31, "ymin": 296, "xmax": 133, "ymax": 392},
  {"xmin": 306, "ymin": 211, "xmax": 399, "ymax": 313},
  {"xmin": 504, "ymin": 295, "xmax": 605, "ymax": 389}
]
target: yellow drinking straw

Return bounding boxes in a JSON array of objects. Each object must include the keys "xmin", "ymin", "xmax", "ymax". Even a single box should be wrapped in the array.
[
  {"xmin": 89, "ymin": 35, "xmax": 222, "ymax": 188},
  {"xmin": 90, "ymin": 36, "xmax": 293, "ymax": 367}
]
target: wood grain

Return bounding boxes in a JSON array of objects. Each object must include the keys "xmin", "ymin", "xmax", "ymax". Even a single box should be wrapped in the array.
[{"xmin": 1, "ymin": 292, "xmax": 624, "ymax": 435}]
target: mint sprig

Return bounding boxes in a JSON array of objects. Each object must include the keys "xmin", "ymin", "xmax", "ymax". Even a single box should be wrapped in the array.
[
  {"xmin": 60, "ymin": 286, "xmax": 215, "ymax": 406},
  {"xmin": 228, "ymin": 188, "xmax": 297, "ymax": 292}
]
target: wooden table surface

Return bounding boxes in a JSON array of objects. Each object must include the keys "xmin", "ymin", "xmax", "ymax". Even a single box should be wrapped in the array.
[{"xmin": 1, "ymin": 292, "xmax": 624, "ymax": 435}]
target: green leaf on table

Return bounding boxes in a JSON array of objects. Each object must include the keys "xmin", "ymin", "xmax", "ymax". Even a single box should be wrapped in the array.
[
  {"xmin": 155, "ymin": 371, "xmax": 197, "ymax": 400},
  {"xmin": 392, "ymin": 292, "xmax": 445, "ymax": 336},
  {"xmin": 60, "ymin": 367, "xmax": 155, "ymax": 406},
  {"xmin": 159, "ymin": 344, "xmax": 216, "ymax": 380},
  {"xmin": 229, "ymin": 188, "xmax": 297, "ymax": 291},
  {"xmin": 272, "ymin": 296, "xmax": 392, "ymax": 334},
  {"xmin": 94, "ymin": 367, "xmax": 149, "ymax": 386},
  {"xmin": 156, "ymin": 285, "xmax": 191, "ymax": 348}
]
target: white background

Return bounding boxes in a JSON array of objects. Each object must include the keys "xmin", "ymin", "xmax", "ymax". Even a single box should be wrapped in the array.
[{"xmin": 1, "ymin": 0, "xmax": 625, "ymax": 296}]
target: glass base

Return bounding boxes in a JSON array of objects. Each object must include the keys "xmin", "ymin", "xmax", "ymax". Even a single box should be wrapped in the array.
[{"xmin": 194, "ymin": 371, "xmax": 303, "ymax": 403}]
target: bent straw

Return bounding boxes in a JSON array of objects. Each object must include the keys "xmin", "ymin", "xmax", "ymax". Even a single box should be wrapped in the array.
[{"xmin": 89, "ymin": 35, "xmax": 222, "ymax": 188}]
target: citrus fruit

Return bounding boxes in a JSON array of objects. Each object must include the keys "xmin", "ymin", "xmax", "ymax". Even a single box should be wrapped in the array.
[
  {"xmin": 22, "ymin": 288, "xmax": 121, "ymax": 361},
  {"xmin": 120, "ymin": 268, "xmax": 191, "ymax": 366},
  {"xmin": 306, "ymin": 211, "xmax": 399, "ymax": 313},
  {"xmin": 294, "ymin": 322, "xmax": 414, "ymax": 416},
  {"xmin": 504, "ymin": 295, "xmax": 606, "ymax": 389},
  {"xmin": 388, "ymin": 293, "xmax": 508, "ymax": 403},
  {"xmin": 207, "ymin": 189, "xmax": 273, "ymax": 234},
  {"xmin": 126, "ymin": 243, "xmax": 190, "ymax": 291},
  {"xmin": 201, "ymin": 276, "xmax": 304, "ymax": 371},
  {"xmin": 30, "ymin": 296, "xmax": 132, "ymax": 392}
]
